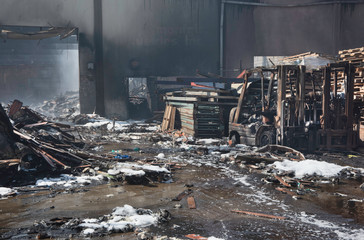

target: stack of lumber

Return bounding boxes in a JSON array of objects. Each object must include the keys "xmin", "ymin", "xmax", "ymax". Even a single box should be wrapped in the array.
[
  {"xmin": 339, "ymin": 47, "xmax": 364, "ymax": 63},
  {"xmin": 163, "ymin": 88, "xmax": 237, "ymax": 138}
]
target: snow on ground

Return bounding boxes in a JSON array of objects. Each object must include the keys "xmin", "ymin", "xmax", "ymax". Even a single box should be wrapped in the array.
[
  {"xmin": 35, "ymin": 174, "xmax": 104, "ymax": 188},
  {"xmin": 295, "ymin": 212, "xmax": 364, "ymax": 240},
  {"xmin": 0, "ymin": 187, "xmax": 16, "ymax": 198},
  {"xmin": 108, "ymin": 162, "xmax": 170, "ymax": 177},
  {"xmin": 271, "ymin": 159, "xmax": 363, "ymax": 178},
  {"xmin": 196, "ymin": 139, "xmax": 221, "ymax": 145},
  {"xmin": 80, "ymin": 204, "xmax": 159, "ymax": 235},
  {"xmin": 234, "ymin": 175, "xmax": 251, "ymax": 187},
  {"xmin": 81, "ymin": 116, "xmax": 148, "ymax": 131}
]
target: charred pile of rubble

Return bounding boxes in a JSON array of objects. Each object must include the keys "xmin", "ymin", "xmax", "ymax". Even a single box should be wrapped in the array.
[
  {"xmin": 32, "ymin": 91, "xmax": 80, "ymax": 120},
  {"xmin": 0, "ymin": 99, "xmax": 169, "ymax": 189}
]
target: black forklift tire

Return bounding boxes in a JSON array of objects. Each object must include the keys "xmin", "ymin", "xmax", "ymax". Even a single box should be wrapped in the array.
[{"xmin": 257, "ymin": 130, "xmax": 275, "ymax": 147}]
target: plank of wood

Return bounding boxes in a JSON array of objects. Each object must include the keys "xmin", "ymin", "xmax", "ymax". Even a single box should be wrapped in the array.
[
  {"xmin": 161, "ymin": 105, "xmax": 172, "ymax": 131},
  {"xmin": 187, "ymin": 196, "xmax": 196, "ymax": 209},
  {"xmin": 169, "ymin": 106, "xmax": 176, "ymax": 130},
  {"xmin": 185, "ymin": 234, "xmax": 208, "ymax": 240},
  {"xmin": 274, "ymin": 175, "xmax": 292, "ymax": 187},
  {"xmin": 231, "ymin": 210, "xmax": 286, "ymax": 220}
]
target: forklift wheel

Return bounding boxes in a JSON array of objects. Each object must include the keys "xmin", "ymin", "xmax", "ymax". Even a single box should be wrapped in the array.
[{"xmin": 258, "ymin": 130, "xmax": 275, "ymax": 147}]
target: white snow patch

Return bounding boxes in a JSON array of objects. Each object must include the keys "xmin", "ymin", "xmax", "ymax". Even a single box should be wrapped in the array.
[
  {"xmin": 112, "ymin": 163, "xmax": 170, "ymax": 174},
  {"xmin": 146, "ymin": 125, "xmax": 159, "ymax": 131},
  {"xmin": 297, "ymin": 212, "xmax": 364, "ymax": 240},
  {"xmin": 81, "ymin": 118, "xmax": 144, "ymax": 132},
  {"xmin": 234, "ymin": 175, "xmax": 251, "ymax": 186},
  {"xmin": 196, "ymin": 138, "xmax": 221, "ymax": 145},
  {"xmin": 82, "ymin": 228, "xmax": 95, "ymax": 235},
  {"xmin": 271, "ymin": 159, "xmax": 360, "ymax": 178},
  {"xmin": 0, "ymin": 187, "xmax": 16, "ymax": 197},
  {"xmin": 157, "ymin": 153, "xmax": 165, "ymax": 159},
  {"xmin": 79, "ymin": 205, "xmax": 158, "ymax": 233},
  {"xmin": 35, "ymin": 174, "xmax": 104, "ymax": 187}
]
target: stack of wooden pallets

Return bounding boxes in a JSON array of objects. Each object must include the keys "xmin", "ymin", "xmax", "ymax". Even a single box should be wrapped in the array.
[
  {"xmin": 162, "ymin": 88, "xmax": 238, "ymax": 137},
  {"xmin": 339, "ymin": 47, "xmax": 364, "ymax": 64}
]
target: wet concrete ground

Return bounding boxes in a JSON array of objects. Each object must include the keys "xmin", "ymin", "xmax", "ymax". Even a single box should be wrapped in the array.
[{"xmin": 1, "ymin": 141, "xmax": 364, "ymax": 239}]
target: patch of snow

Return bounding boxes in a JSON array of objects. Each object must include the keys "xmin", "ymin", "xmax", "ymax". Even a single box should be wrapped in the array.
[
  {"xmin": 0, "ymin": 187, "xmax": 16, "ymax": 197},
  {"xmin": 234, "ymin": 175, "xmax": 251, "ymax": 186},
  {"xmin": 79, "ymin": 205, "xmax": 158, "ymax": 233},
  {"xmin": 146, "ymin": 125, "xmax": 159, "ymax": 131},
  {"xmin": 82, "ymin": 228, "xmax": 95, "ymax": 235},
  {"xmin": 120, "ymin": 169, "xmax": 146, "ymax": 177},
  {"xmin": 196, "ymin": 138, "xmax": 221, "ymax": 145},
  {"xmin": 157, "ymin": 153, "xmax": 165, "ymax": 159},
  {"xmin": 270, "ymin": 159, "xmax": 360, "ymax": 178},
  {"xmin": 35, "ymin": 174, "xmax": 104, "ymax": 187},
  {"xmin": 296, "ymin": 212, "xmax": 364, "ymax": 240},
  {"xmin": 113, "ymin": 163, "xmax": 170, "ymax": 173}
]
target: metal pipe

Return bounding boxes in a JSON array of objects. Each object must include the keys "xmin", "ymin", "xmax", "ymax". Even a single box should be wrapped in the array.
[{"xmin": 220, "ymin": 0, "xmax": 225, "ymax": 77}]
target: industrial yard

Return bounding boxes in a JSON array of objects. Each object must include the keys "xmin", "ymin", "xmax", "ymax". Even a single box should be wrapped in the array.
[{"xmin": 1, "ymin": 0, "xmax": 364, "ymax": 239}]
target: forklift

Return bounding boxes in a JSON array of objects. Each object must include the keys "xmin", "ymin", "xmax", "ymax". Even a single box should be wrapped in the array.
[{"xmin": 228, "ymin": 63, "xmax": 359, "ymax": 152}]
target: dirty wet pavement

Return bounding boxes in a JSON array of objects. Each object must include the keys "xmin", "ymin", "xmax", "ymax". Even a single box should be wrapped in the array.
[{"xmin": 1, "ymin": 135, "xmax": 364, "ymax": 239}]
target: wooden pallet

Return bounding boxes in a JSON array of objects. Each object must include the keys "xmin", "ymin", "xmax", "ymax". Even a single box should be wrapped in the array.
[{"xmin": 339, "ymin": 47, "xmax": 364, "ymax": 55}]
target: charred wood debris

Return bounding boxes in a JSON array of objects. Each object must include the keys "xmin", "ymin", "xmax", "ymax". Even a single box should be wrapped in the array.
[{"xmin": 0, "ymin": 98, "xmax": 172, "ymax": 188}]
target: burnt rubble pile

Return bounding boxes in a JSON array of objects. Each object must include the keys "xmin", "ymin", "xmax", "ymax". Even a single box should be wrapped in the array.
[
  {"xmin": 0, "ymin": 100, "xmax": 171, "ymax": 187},
  {"xmin": 33, "ymin": 91, "xmax": 80, "ymax": 120},
  {"xmin": 0, "ymin": 100, "xmax": 92, "ymax": 186}
]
